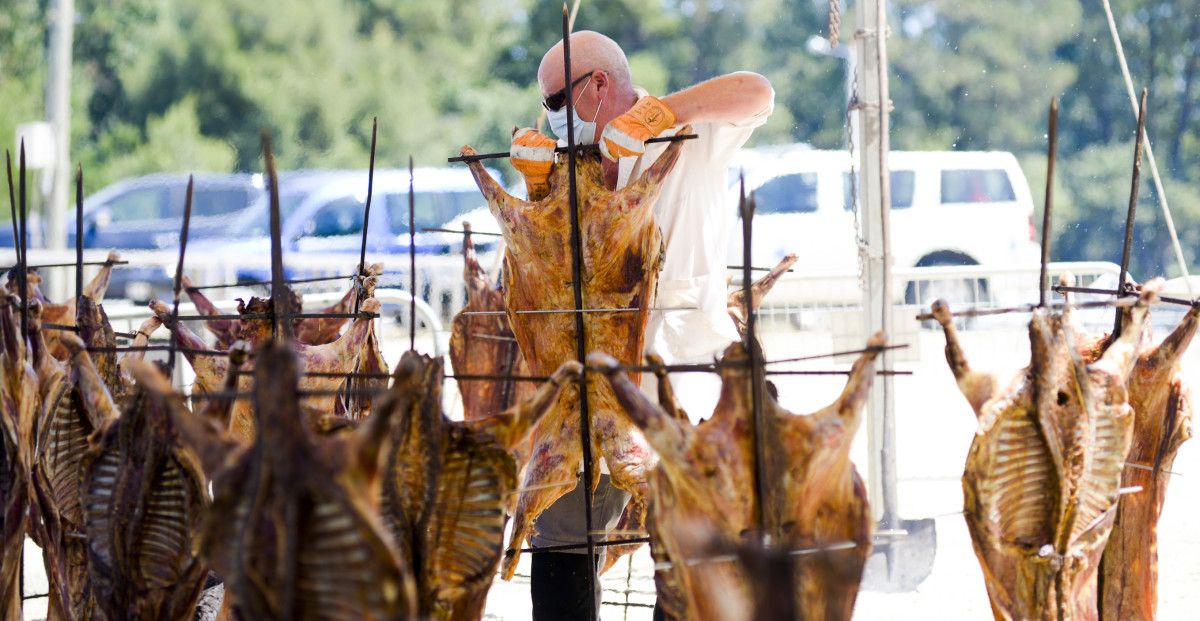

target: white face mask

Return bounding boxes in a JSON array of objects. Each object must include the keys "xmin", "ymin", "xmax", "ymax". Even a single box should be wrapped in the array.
[{"xmin": 547, "ymin": 77, "xmax": 605, "ymax": 144}]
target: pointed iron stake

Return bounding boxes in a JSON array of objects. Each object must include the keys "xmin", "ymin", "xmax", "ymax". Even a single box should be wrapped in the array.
[
  {"xmin": 408, "ymin": 155, "xmax": 416, "ymax": 350},
  {"xmin": 355, "ymin": 117, "xmax": 378, "ymax": 316},
  {"xmin": 75, "ymin": 166, "xmax": 84, "ymax": 303},
  {"xmin": 1115, "ymin": 88, "xmax": 1148, "ymax": 336},
  {"xmin": 18, "ymin": 142, "xmax": 28, "ymax": 339},
  {"xmin": 742, "ymin": 176, "xmax": 770, "ymax": 542},
  {"xmin": 1040, "ymin": 98, "xmax": 1057, "ymax": 308},
  {"xmin": 263, "ymin": 132, "xmax": 290, "ymax": 341},
  {"xmin": 166, "ymin": 176, "xmax": 194, "ymax": 374},
  {"xmin": 558, "ymin": 6, "xmax": 597, "ymax": 612},
  {"xmin": 6, "ymin": 152, "xmax": 17, "ymax": 259}
]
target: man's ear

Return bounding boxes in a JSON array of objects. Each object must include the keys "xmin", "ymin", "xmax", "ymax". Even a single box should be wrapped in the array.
[{"xmin": 590, "ymin": 69, "xmax": 608, "ymax": 93}]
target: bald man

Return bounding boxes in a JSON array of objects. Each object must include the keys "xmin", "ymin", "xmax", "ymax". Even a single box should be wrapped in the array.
[{"xmin": 510, "ymin": 31, "xmax": 773, "ymax": 620}]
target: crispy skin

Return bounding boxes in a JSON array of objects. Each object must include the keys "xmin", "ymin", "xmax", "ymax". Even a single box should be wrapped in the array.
[
  {"xmin": 593, "ymin": 333, "xmax": 881, "ymax": 621},
  {"xmin": 380, "ymin": 351, "xmax": 577, "ymax": 619},
  {"xmin": 0, "ymin": 294, "xmax": 38, "ymax": 619},
  {"xmin": 69, "ymin": 345, "xmax": 210, "ymax": 620},
  {"xmin": 932, "ymin": 283, "xmax": 1158, "ymax": 621},
  {"xmin": 1079, "ymin": 304, "xmax": 1197, "ymax": 620},
  {"xmin": 151, "ymin": 296, "xmax": 381, "ymax": 440},
  {"xmin": 146, "ymin": 341, "xmax": 416, "ymax": 620},
  {"xmin": 462, "ymin": 133, "xmax": 689, "ymax": 578},
  {"xmin": 448, "ymin": 224, "xmax": 530, "ymax": 422},
  {"xmin": 183, "ymin": 264, "xmax": 381, "ymax": 349},
  {"xmin": 727, "ymin": 253, "xmax": 799, "ymax": 339},
  {"xmin": 31, "ymin": 280, "xmax": 127, "ymax": 620},
  {"xmin": 6, "ymin": 252, "xmax": 119, "ymax": 360}
]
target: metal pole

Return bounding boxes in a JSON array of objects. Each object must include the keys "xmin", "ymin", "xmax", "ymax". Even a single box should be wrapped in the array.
[
  {"xmin": 355, "ymin": 117, "xmax": 378, "ymax": 316},
  {"xmin": 1040, "ymin": 98, "xmax": 1058, "ymax": 308},
  {"xmin": 74, "ymin": 166, "xmax": 83, "ymax": 302},
  {"xmin": 166, "ymin": 177, "xmax": 194, "ymax": 375},
  {"xmin": 559, "ymin": 6, "xmax": 598, "ymax": 618},
  {"xmin": 857, "ymin": 0, "xmax": 897, "ymax": 527},
  {"xmin": 263, "ymin": 133, "xmax": 290, "ymax": 341},
  {"xmin": 1115, "ymin": 89, "xmax": 1147, "ymax": 336},
  {"xmin": 408, "ymin": 156, "xmax": 416, "ymax": 350},
  {"xmin": 741, "ymin": 181, "xmax": 770, "ymax": 540},
  {"xmin": 45, "ymin": 0, "xmax": 74, "ymax": 299}
]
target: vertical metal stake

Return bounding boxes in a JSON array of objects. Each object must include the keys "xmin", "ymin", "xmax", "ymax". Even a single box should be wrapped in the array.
[
  {"xmin": 75, "ymin": 166, "xmax": 84, "ymax": 303},
  {"xmin": 167, "ymin": 177, "xmax": 194, "ymax": 374},
  {"xmin": 560, "ymin": 6, "xmax": 598, "ymax": 617},
  {"xmin": 1040, "ymin": 98, "xmax": 1058, "ymax": 308},
  {"xmin": 1115, "ymin": 88, "xmax": 1147, "ymax": 336},
  {"xmin": 741, "ymin": 177, "xmax": 770, "ymax": 540},
  {"xmin": 263, "ymin": 132, "xmax": 290, "ymax": 341},
  {"xmin": 409, "ymin": 155, "xmax": 417, "ymax": 351}
]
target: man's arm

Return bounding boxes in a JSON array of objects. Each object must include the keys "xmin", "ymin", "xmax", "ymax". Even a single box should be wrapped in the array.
[
  {"xmin": 600, "ymin": 71, "xmax": 773, "ymax": 161},
  {"xmin": 661, "ymin": 71, "xmax": 774, "ymax": 125}
]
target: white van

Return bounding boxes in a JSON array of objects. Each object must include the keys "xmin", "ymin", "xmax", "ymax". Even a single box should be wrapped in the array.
[{"xmin": 730, "ymin": 145, "xmax": 1041, "ymax": 305}]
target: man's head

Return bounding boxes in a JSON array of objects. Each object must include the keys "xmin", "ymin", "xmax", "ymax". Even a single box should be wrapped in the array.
[{"xmin": 538, "ymin": 31, "xmax": 637, "ymax": 143}]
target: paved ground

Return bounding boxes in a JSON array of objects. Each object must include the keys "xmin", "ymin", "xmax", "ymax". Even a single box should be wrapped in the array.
[{"xmin": 19, "ymin": 312, "xmax": 1200, "ymax": 619}]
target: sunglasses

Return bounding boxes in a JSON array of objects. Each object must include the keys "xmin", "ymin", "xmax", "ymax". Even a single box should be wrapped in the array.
[{"xmin": 541, "ymin": 71, "xmax": 595, "ymax": 112}]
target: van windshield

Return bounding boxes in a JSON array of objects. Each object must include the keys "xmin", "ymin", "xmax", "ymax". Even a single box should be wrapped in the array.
[
  {"xmin": 386, "ymin": 191, "xmax": 485, "ymax": 234},
  {"xmin": 940, "ymin": 169, "xmax": 1015, "ymax": 203},
  {"xmin": 843, "ymin": 170, "xmax": 915, "ymax": 210}
]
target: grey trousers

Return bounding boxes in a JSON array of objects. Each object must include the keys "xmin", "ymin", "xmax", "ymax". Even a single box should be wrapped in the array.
[{"xmin": 530, "ymin": 473, "xmax": 631, "ymax": 554}]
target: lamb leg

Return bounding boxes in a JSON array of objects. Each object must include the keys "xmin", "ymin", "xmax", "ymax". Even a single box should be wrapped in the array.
[
  {"xmin": 932, "ymin": 299, "xmax": 1000, "ymax": 415},
  {"xmin": 181, "ymin": 276, "xmax": 238, "ymax": 350}
]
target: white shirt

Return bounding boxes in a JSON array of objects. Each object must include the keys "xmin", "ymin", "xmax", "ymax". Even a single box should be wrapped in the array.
[{"xmin": 616, "ymin": 91, "xmax": 773, "ymax": 368}]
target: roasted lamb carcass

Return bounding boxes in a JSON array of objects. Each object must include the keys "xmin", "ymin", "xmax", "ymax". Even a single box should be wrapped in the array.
[
  {"xmin": 144, "ymin": 339, "xmax": 417, "ymax": 620},
  {"xmin": 931, "ymin": 282, "xmax": 1160, "ymax": 621},
  {"xmin": 181, "ymin": 263, "xmax": 382, "ymax": 349},
  {"xmin": 1077, "ymin": 298, "xmax": 1196, "ymax": 620},
  {"xmin": 6, "ymin": 252, "xmax": 120, "ymax": 360},
  {"xmin": 52, "ymin": 333, "xmax": 211, "ymax": 620},
  {"xmin": 591, "ymin": 333, "xmax": 882, "ymax": 621},
  {"xmin": 381, "ymin": 350, "xmax": 579, "ymax": 619},
  {"xmin": 150, "ymin": 293, "xmax": 382, "ymax": 439},
  {"xmin": 30, "ymin": 276, "xmax": 154, "ymax": 620},
  {"xmin": 460, "ymin": 131, "xmax": 688, "ymax": 578},
  {"xmin": 0, "ymin": 294, "xmax": 38, "ymax": 619},
  {"xmin": 448, "ymin": 223, "xmax": 530, "ymax": 422}
]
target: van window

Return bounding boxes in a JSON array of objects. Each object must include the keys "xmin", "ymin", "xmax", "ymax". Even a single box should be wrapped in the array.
[
  {"xmin": 386, "ymin": 191, "xmax": 484, "ymax": 234},
  {"xmin": 940, "ymin": 169, "xmax": 1015, "ymax": 203},
  {"xmin": 752, "ymin": 173, "xmax": 818, "ymax": 214},
  {"xmin": 306, "ymin": 196, "xmax": 365, "ymax": 237},
  {"xmin": 842, "ymin": 171, "xmax": 915, "ymax": 210},
  {"xmin": 191, "ymin": 188, "xmax": 253, "ymax": 217},
  {"xmin": 105, "ymin": 188, "xmax": 166, "ymax": 222}
]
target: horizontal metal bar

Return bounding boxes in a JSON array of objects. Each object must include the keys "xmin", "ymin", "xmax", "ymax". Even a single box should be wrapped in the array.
[
  {"xmin": 87, "ymin": 345, "xmax": 227, "ymax": 356},
  {"xmin": 447, "ymin": 134, "xmax": 698, "ymax": 164},
  {"xmin": 765, "ymin": 369, "xmax": 912, "ymax": 376},
  {"xmin": 765, "ymin": 344, "xmax": 907, "ymax": 364},
  {"xmin": 41, "ymin": 322, "xmax": 78, "ymax": 332},
  {"xmin": 185, "ymin": 387, "xmax": 387, "ymax": 400},
  {"xmin": 726, "ymin": 265, "xmax": 795, "ymax": 273},
  {"xmin": 521, "ymin": 536, "xmax": 651, "ymax": 554},
  {"xmin": 171, "ymin": 311, "xmax": 377, "ymax": 322},
  {"xmin": 421, "ymin": 227, "xmax": 503, "ymax": 238},
  {"xmin": 5, "ymin": 260, "xmax": 129, "ymax": 270},
  {"xmin": 1125, "ymin": 461, "xmax": 1182, "ymax": 476},
  {"xmin": 461, "ymin": 306, "xmax": 695, "ymax": 317},
  {"xmin": 469, "ymin": 333, "xmax": 518, "ymax": 342},
  {"xmin": 1054, "ymin": 284, "xmax": 1196, "ymax": 308},
  {"xmin": 914, "ymin": 297, "xmax": 1137, "ymax": 321},
  {"xmin": 187, "ymin": 273, "xmax": 357, "ymax": 291}
]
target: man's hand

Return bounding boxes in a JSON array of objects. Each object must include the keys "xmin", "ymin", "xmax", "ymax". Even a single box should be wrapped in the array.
[
  {"xmin": 510, "ymin": 127, "xmax": 556, "ymax": 200},
  {"xmin": 599, "ymin": 96, "xmax": 676, "ymax": 161}
]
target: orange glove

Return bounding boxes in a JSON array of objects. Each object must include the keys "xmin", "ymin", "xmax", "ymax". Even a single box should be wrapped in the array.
[
  {"xmin": 510, "ymin": 127, "xmax": 557, "ymax": 200},
  {"xmin": 599, "ymin": 96, "xmax": 677, "ymax": 161}
]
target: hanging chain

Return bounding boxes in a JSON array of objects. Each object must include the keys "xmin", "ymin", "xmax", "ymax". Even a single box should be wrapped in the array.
[
  {"xmin": 829, "ymin": 0, "xmax": 842, "ymax": 48},
  {"xmin": 847, "ymin": 65, "xmax": 867, "ymax": 289}
]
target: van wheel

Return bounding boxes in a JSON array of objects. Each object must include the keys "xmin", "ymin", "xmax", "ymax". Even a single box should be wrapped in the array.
[{"xmin": 905, "ymin": 274, "xmax": 990, "ymax": 330}]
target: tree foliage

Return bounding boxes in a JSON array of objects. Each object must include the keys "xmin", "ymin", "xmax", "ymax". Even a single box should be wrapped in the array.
[{"xmin": 2, "ymin": 0, "xmax": 1198, "ymax": 278}]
